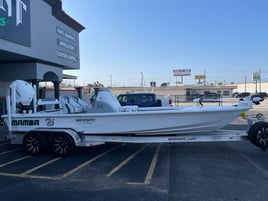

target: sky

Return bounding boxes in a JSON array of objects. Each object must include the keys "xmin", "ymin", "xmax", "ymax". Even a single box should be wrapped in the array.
[{"xmin": 61, "ymin": 0, "xmax": 268, "ymax": 87}]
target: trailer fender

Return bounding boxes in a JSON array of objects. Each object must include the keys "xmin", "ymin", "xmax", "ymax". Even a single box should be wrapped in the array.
[{"xmin": 55, "ymin": 129, "xmax": 82, "ymax": 146}]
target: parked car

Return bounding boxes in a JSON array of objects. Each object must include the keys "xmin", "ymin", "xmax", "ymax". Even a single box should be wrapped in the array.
[
  {"xmin": 232, "ymin": 92, "xmax": 239, "ymax": 97},
  {"xmin": 251, "ymin": 93, "xmax": 267, "ymax": 102},
  {"xmin": 198, "ymin": 93, "xmax": 221, "ymax": 102},
  {"xmin": 258, "ymin": 92, "xmax": 268, "ymax": 98},
  {"xmin": 236, "ymin": 92, "xmax": 251, "ymax": 98}
]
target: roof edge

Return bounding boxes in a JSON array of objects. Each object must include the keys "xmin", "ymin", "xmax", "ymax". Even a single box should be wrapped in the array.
[{"xmin": 43, "ymin": 0, "xmax": 85, "ymax": 32}]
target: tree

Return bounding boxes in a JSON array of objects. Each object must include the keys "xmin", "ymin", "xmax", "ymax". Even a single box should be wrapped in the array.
[{"xmin": 87, "ymin": 81, "xmax": 104, "ymax": 88}]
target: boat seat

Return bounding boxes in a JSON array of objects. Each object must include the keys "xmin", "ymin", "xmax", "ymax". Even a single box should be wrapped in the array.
[
  {"xmin": 59, "ymin": 96, "xmax": 74, "ymax": 113},
  {"xmin": 69, "ymin": 96, "xmax": 91, "ymax": 112},
  {"xmin": 59, "ymin": 96, "xmax": 88, "ymax": 114}
]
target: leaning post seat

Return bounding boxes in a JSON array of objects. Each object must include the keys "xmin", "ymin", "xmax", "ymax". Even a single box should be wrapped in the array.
[{"xmin": 59, "ymin": 96, "xmax": 90, "ymax": 113}]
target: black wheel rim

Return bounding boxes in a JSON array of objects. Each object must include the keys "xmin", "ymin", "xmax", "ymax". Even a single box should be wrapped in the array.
[
  {"xmin": 256, "ymin": 127, "xmax": 268, "ymax": 147},
  {"xmin": 52, "ymin": 135, "xmax": 71, "ymax": 156},
  {"xmin": 25, "ymin": 135, "xmax": 41, "ymax": 154}
]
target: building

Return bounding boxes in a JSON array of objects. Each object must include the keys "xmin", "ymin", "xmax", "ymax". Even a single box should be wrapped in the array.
[
  {"xmin": 0, "ymin": 0, "xmax": 84, "ymax": 97},
  {"xmin": 232, "ymin": 82, "xmax": 268, "ymax": 94},
  {"xmin": 0, "ymin": 0, "xmax": 85, "ymax": 114},
  {"xmin": 109, "ymin": 84, "xmax": 237, "ymax": 102}
]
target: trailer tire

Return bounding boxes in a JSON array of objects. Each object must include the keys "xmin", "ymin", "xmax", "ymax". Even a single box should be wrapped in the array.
[
  {"xmin": 23, "ymin": 133, "xmax": 48, "ymax": 155},
  {"xmin": 51, "ymin": 133, "xmax": 75, "ymax": 156},
  {"xmin": 248, "ymin": 121, "xmax": 268, "ymax": 151}
]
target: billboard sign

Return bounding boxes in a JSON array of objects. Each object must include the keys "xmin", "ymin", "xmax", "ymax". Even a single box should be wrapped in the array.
[
  {"xmin": 0, "ymin": 0, "xmax": 31, "ymax": 46},
  {"xmin": 173, "ymin": 69, "xmax": 191, "ymax": 76},
  {"xmin": 252, "ymin": 71, "xmax": 261, "ymax": 81},
  {"xmin": 195, "ymin": 75, "xmax": 206, "ymax": 80}
]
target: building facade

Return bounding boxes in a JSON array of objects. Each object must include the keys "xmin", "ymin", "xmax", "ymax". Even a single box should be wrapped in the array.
[
  {"xmin": 109, "ymin": 84, "xmax": 237, "ymax": 102},
  {"xmin": 232, "ymin": 82, "xmax": 268, "ymax": 94},
  {"xmin": 0, "ymin": 0, "xmax": 84, "ymax": 96}
]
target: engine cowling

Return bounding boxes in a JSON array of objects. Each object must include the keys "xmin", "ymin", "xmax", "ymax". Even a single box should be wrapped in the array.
[{"xmin": 12, "ymin": 80, "xmax": 35, "ymax": 106}]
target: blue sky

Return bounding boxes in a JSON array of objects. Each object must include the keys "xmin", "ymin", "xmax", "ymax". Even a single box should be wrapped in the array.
[{"xmin": 62, "ymin": 0, "xmax": 268, "ymax": 87}]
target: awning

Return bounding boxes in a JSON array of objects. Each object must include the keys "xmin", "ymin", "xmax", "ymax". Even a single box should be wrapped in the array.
[{"xmin": 63, "ymin": 74, "xmax": 77, "ymax": 80}]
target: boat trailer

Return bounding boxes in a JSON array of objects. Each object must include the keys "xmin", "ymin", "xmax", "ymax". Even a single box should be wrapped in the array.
[
  {"xmin": 77, "ymin": 115, "xmax": 266, "ymax": 146},
  {"xmin": 6, "ymin": 114, "xmax": 268, "ymax": 156}
]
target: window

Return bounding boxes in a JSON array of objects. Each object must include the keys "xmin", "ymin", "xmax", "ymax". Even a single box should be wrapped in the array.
[{"xmin": 223, "ymin": 91, "xmax": 230, "ymax": 96}]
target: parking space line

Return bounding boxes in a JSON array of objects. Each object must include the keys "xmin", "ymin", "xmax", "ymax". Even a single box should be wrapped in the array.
[
  {"xmin": 0, "ymin": 172, "xmax": 57, "ymax": 180},
  {"xmin": 0, "ymin": 145, "xmax": 120, "ymax": 180},
  {"xmin": 227, "ymin": 144, "xmax": 268, "ymax": 179},
  {"xmin": 106, "ymin": 144, "xmax": 149, "ymax": 177},
  {"xmin": 126, "ymin": 144, "xmax": 161, "ymax": 185},
  {"xmin": 0, "ymin": 155, "xmax": 31, "ymax": 168},
  {"xmin": 0, "ymin": 144, "xmax": 161, "ymax": 182},
  {"xmin": 58, "ymin": 145, "xmax": 121, "ymax": 179},
  {"xmin": 144, "ymin": 144, "xmax": 161, "ymax": 184},
  {"xmin": 21, "ymin": 157, "xmax": 62, "ymax": 175},
  {"xmin": 238, "ymin": 151, "xmax": 268, "ymax": 179},
  {"xmin": 0, "ymin": 148, "xmax": 23, "ymax": 155},
  {"xmin": 126, "ymin": 181, "xmax": 146, "ymax": 185}
]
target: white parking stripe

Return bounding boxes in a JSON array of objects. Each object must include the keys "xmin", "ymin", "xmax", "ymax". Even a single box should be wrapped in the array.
[
  {"xmin": 0, "ymin": 155, "xmax": 31, "ymax": 168},
  {"xmin": 0, "ymin": 148, "xmax": 22, "ymax": 155},
  {"xmin": 144, "ymin": 144, "xmax": 161, "ymax": 184},
  {"xmin": 21, "ymin": 157, "xmax": 62, "ymax": 175},
  {"xmin": 59, "ymin": 145, "xmax": 120, "ymax": 179},
  {"xmin": 106, "ymin": 144, "xmax": 149, "ymax": 177}
]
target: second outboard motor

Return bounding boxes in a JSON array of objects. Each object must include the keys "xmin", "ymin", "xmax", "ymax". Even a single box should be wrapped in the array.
[{"xmin": 91, "ymin": 88, "xmax": 121, "ymax": 113}]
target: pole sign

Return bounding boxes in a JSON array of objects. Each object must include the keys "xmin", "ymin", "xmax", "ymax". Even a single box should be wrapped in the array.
[
  {"xmin": 173, "ymin": 69, "xmax": 191, "ymax": 76},
  {"xmin": 195, "ymin": 75, "xmax": 206, "ymax": 80},
  {"xmin": 0, "ymin": 0, "xmax": 31, "ymax": 46},
  {"xmin": 252, "ymin": 71, "xmax": 260, "ymax": 81}
]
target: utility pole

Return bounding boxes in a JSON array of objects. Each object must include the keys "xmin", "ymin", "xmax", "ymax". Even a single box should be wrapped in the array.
[
  {"xmin": 110, "ymin": 74, "xmax": 112, "ymax": 87},
  {"xmin": 141, "ymin": 72, "xmax": 144, "ymax": 87},
  {"xmin": 259, "ymin": 67, "xmax": 262, "ymax": 92},
  {"xmin": 204, "ymin": 70, "xmax": 206, "ymax": 86},
  {"xmin": 244, "ymin": 75, "xmax": 247, "ymax": 92}
]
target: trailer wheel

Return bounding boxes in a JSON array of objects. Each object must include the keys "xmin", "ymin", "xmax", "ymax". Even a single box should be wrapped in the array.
[
  {"xmin": 248, "ymin": 121, "xmax": 268, "ymax": 151},
  {"xmin": 51, "ymin": 133, "xmax": 75, "ymax": 156},
  {"xmin": 23, "ymin": 133, "xmax": 48, "ymax": 155}
]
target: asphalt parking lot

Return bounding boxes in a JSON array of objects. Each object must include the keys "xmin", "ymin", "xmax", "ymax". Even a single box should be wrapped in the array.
[{"xmin": 0, "ymin": 100, "xmax": 267, "ymax": 201}]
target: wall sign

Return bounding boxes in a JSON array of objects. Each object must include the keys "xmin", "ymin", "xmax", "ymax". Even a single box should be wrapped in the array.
[
  {"xmin": 56, "ymin": 26, "xmax": 78, "ymax": 63},
  {"xmin": 0, "ymin": 0, "xmax": 31, "ymax": 46}
]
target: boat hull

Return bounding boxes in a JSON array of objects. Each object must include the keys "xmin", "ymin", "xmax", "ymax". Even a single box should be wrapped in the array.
[{"xmin": 4, "ymin": 105, "xmax": 249, "ymax": 136}]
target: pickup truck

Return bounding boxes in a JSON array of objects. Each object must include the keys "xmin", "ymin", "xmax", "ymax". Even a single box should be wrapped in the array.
[{"xmin": 117, "ymin": 93, "xmax": 172, "ymax": 107}]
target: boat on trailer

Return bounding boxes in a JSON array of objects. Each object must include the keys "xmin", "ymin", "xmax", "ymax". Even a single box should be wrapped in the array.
[{"xmin": 1, "ymin": 80, "xmax": 268, "ymax": 156}]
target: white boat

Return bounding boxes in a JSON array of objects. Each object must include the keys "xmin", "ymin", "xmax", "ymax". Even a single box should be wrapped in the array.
[
  {"xmin": 2, "ymin": 80, "xmax": 264, "ymax": 156},
  {"xmin": 6, "ymin": 104, "xmax": 251, "ymax": 135},
  {"xmin": 3, "ymin": 81, "xmax": 253, "ymax": 135}
]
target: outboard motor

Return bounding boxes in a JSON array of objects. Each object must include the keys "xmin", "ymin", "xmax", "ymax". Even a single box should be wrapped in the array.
[
  {"xmin": 91, "ymin": 88, "xmax": 121, "ymax": 113},
  {"xmin": 11, "ymin": 80, "xmax": 35, "ymax": 113}
]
